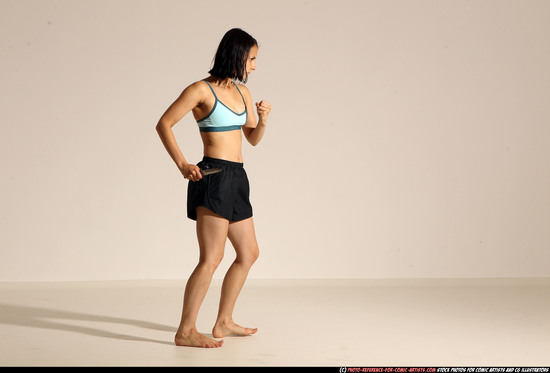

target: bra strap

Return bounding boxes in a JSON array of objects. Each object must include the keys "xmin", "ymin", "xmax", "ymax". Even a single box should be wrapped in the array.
[
  {"xmin": 203, "ymin": 80, "xmax": 218, "ymax": 100},
  {"xmin": 232, "ymin": 81, "xmax": 247, "ymax": 108}
]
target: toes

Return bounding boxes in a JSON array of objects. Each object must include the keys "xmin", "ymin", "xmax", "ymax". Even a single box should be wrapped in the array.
[
  {"xmin": 209, "ymin": 340, "xmax": 223, "ymax": 348},
  {"xmin": 208, "ymin": 338, "xmax": 224, "ymax": 348},
  {"xmin": 244, "ymin": 327, "xmax": 257, "ymax": 335}
]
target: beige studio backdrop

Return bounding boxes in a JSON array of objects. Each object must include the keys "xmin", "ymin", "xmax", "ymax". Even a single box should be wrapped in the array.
[{"xmin": 1, "ymin": 0, "xmax": 549, "ymax": 282}]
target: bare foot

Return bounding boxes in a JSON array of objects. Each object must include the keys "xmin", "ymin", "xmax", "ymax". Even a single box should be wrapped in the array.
[
  {"xmin": 212, "ymin": 320, "xmax": 258, "ymax": 338},
  {"xmin": 175, "ymin": 329, "xmax": 223, "ymax": 348}
]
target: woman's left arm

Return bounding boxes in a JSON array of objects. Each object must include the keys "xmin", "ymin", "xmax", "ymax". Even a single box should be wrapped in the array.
[{"xmin": 241, "ymin": 85, "xmax": 271, "ymax": 146}]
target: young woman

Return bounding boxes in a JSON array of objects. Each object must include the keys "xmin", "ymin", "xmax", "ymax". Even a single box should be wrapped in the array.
[{"xmin": 155, "ymin": 28, "xmax": 271, "ymax": 348}]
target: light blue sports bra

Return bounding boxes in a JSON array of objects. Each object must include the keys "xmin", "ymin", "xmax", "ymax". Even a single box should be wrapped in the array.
[{"xmin": 197, "ymin": 80, "xmax": 247, "ymax": 132}]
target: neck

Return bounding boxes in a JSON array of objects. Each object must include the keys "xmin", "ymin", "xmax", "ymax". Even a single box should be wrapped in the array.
[{"xmin": 209, "ymin": 76, "xmax": 233, "ymax": 88}]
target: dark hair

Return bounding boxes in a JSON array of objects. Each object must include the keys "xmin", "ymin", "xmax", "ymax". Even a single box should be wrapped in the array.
[{"xmin": 208, "ymin": 28, "xmax": 258, "ymax": 83}]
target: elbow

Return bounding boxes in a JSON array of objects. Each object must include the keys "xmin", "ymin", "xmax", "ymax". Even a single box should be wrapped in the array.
[
  {"xmin": 245, "ymin": 135, "xmax": 258, "ymax": 146},
  {"xmin": 155, "ymin": 120, "xmax": 169, "ymax": 133},
  {"xmin": 243, "ymin": 130, "xmax": 259, "ymax": 146}
]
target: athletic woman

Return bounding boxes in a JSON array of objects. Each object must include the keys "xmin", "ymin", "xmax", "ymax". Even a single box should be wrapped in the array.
[{"xmin": 155, "ymin": 28, "xmax": 271, "ymax": 348}]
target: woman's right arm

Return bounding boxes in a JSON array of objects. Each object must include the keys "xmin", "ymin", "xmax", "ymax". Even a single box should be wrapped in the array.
[{"xmin": 155, "ymin": 82, "xmax": 204, "ymax": 181}]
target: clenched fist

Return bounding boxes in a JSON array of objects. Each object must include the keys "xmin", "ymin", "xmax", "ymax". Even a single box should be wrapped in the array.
[{"xmin": 255, "ymin": 100, "xmax": 272, "ymax": 123}]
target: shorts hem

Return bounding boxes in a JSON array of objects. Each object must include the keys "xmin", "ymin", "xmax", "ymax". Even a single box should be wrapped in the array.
[{"xmin": 187, "ymin": 205, "xmax": 252, "ymax": 222}]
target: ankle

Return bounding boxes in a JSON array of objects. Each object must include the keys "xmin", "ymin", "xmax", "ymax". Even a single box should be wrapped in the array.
[
  {"xmin": 177, "ymin": 326, "xmax": 197, "ymax": 335},
  {"xmin": 215, "ymin": 317, "xmax": 233, "ymax": 326}
]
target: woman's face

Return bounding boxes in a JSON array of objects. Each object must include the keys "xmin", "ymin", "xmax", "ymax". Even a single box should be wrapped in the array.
[{"xmin": 245, "ymin": 45, "xmax": 258, "ymax": 77}]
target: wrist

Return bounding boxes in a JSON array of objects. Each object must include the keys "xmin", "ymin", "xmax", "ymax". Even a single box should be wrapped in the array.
[{"xmin": 177, "ymin": 160, "xmax": 189, "ymax": 170}]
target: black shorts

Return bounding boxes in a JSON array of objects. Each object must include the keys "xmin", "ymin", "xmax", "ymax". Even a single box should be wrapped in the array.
[{"xmin": 187, "ymin": 157, "xmax": 253, "ymax": 222}]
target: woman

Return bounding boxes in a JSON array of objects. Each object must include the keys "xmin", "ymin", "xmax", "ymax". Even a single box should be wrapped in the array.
[{"xmin": 155, "ymin": 28, "xmax": 271, "ymax": 348}]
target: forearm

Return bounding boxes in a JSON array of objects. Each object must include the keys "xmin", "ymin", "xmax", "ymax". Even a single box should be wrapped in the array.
[
  {"xmin": 155, "ymin": 122, "xmax": 189, "ymax": 169},
  {"xmin": 246, "ymin": 120, "xmax": 267, "ymax": 146}
]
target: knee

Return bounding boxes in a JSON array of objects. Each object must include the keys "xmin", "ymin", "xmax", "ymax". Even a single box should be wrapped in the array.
[
  {"xmin": 199, "ymin": 253, "xmax": 224, "ymax": 273},
  {"xmin": 238, "ymin": 246, "xmax": 259, "ymax": 268},
  {"xmin": 252, "ymin": 246, "xmax": 260, "ymax": 263}
]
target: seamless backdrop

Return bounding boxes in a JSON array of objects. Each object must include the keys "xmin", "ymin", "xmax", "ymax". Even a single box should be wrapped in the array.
[{"xmin": 1, "ymin": 0, "xmax": 549, "ymax": 281}]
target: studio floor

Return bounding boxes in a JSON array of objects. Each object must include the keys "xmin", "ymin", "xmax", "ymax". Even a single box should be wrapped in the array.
[{"xmin": 0, "ymin": 278, "xmax": 549, "ymax": 367}]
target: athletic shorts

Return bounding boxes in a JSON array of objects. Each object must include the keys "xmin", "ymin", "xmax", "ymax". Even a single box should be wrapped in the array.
[{"xmin": 187, "ymin": 156, "xmax": 253, "ymax": 222}]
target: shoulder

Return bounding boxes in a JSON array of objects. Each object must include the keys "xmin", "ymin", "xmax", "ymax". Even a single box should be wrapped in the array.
[
  {"xmin": 235, "ymin": 83, "xmax": 252, "ymax": 99},
  {"xmin": 235, "ymin": 82, "xmax": 250, "ymax": 93},
  {"xmin": 179, "ymin": 79, "xmax": 210, "ymax": 102},
  {"xmin": 184, "ymin": 79, "xmax": 209, "ymax": 94}
]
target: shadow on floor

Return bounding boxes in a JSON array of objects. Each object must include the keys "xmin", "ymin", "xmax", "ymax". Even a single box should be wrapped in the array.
[{"xmin": 0, "ymin": 302, "xmax": 175, "ymax": 346}]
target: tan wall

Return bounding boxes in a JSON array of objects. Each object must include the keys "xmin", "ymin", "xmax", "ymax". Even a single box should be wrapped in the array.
[{"xmin": 1, "ymin": 0, "xmax": 549, "ymax": 281}]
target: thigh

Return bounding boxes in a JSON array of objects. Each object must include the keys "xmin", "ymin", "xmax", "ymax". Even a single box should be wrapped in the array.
[
  {"xmin": 196, "ymin": 206, "xmax": 229, "ymax": 262},
  {"xmin": 228, "ymin": 217, "xmax": 259, "ymax": 261}
]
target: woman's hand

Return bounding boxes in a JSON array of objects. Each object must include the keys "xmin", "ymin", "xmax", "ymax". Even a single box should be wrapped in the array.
[
  {"xmin": 180, "ymin": 163, "xmax": 202, "ymax": 182},
  {"xmin": 255, "ymin": 100, "xmax": 272, "ymax": 123}
]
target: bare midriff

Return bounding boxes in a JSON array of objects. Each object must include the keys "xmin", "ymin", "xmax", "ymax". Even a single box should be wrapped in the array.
[{"xmin": 200, "ymin": 129, "xmax": 244, "ymax": 163}]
